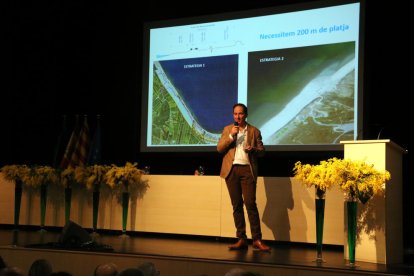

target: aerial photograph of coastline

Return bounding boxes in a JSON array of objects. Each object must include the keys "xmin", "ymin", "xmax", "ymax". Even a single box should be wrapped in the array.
[
  {"xmin": 248, "ymin": 42, "xmax": 356, "ymax": 145},
  {"xmin": 151, "ymin": 55, "xmax": 238, "ymax": 145}
]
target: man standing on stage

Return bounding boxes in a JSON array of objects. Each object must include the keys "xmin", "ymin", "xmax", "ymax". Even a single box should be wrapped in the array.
[{"xmin": 217, "ymin": 103, "xmax": 270, "ymax": 251}]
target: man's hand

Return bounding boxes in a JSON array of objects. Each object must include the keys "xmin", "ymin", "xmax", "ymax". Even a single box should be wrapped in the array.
[
  {"xmin": 244, "ymin": 145, "xmax": 254, "ymax": 153},
  {"xmin": 231, "ymin": 125, "xmax": 239, "ymax": 139}
]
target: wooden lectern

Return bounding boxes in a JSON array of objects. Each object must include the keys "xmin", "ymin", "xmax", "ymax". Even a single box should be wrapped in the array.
[{"xmin": 340, "ymin": 139, "xmax": 405, "ymax": 264}]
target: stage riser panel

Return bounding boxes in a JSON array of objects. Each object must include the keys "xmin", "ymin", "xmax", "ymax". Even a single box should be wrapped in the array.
[{"xmin": 0, "ymin": 175, "xmax": 345, "ymax": 245}]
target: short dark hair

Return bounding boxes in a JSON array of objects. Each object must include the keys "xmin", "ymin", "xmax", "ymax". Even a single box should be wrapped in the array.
[{"xmin": 233, "ymin": 103, "xmax": 248, "ymax": 115}]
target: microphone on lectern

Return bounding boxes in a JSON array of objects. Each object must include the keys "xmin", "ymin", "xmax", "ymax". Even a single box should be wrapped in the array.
[{"xmin": 377, "ymin": 127, "xmax": 385, "ymax": 140}]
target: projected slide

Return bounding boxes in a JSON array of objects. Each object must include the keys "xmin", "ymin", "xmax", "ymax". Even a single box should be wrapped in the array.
[{"xmin": 143, "ymin": 1, "xmax": 361, "ymax": 150}]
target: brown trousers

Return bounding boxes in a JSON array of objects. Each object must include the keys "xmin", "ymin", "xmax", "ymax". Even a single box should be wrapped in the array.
[{"xmin": 225, "ymin": 164, "xmax": 262, "ymax": 240}]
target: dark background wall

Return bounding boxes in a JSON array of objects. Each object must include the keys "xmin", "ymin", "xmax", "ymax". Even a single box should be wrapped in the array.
[{"xmin": 3, "ymin": 0, "xmax": 412, "ymax": 249}]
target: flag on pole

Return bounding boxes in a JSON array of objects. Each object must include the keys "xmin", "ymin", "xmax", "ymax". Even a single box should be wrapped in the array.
[
  {"xmin": 69, "ymin": 115, "xmax": 90, "ymax": 168},
  {"xmin": 87, "ymin": 115, "xmax": 102, "ymax": 165},
  {"xmin": 60, "ymin": 115, "xmax": 81, "ymax": 169}
]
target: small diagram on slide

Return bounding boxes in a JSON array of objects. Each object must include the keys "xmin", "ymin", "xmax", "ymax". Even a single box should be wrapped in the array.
[
  {"xmin": 247, "ymin": 42, "xmax": 356, "ymax": 145},
  {"xmin": 151, "ymin": 55, "xmax": 238, "ymax": 146}
]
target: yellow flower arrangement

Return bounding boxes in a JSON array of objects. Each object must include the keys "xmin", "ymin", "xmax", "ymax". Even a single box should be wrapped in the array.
[
  {"xmin": 293, "ymin": 159, "xmax": 337, "ymax": 197},
  {"xmin": 74, "ymin": 165, "xmax": 111, "ymax": 190},
  {"xmin": 18, "ymin": 165, "xmax": 58, "ymax": 188},
  {"xmin": 105, "ymin": 162, "xmax": 149, "ymax": 199},
  {"xmin": 0, "ymin": 164, "xmax": 31, "ymax": 184},
  {"xmin": 330, "ymin": 158, "xmax": 390, "ymax": 203},
  {"xmin": 105, "ymin": 162, "xmax": 143, "ymax": 189},
  {"xmin": 294, "ymin": 157, "xmax": 391, "ymax": 203}
]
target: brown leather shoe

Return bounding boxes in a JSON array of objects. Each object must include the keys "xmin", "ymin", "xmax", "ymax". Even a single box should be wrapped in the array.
[
  {"xmin": 228, "ymin": 239, "xmax": 248, "ymax": 250},
  {"xmin": 252, "ymin": 239, "xmax": 270, "ymax": 251}
]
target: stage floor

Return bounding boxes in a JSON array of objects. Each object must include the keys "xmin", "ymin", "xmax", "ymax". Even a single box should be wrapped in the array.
[{"xmin": 1, "ymin": 225, "xmax": 414, "ymax": 276}]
